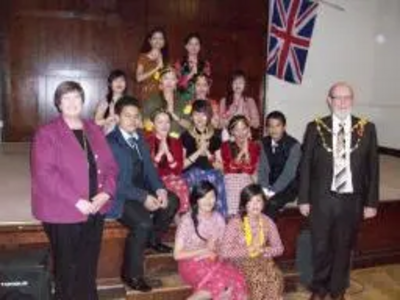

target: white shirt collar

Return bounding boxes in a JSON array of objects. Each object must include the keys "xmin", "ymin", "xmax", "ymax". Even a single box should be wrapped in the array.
[
  {"xmin": 332, "ymin": 114, "xmax": 351, "ymax": 133},
  {"xmin": 119, "ymin": 127, "xmax": 139, "ymax": 142}
]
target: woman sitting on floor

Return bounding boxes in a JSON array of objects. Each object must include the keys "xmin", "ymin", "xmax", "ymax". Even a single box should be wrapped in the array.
[
  {"xmin": 220, "ymin": 184, "xmax": 284, "ymax": 300},
  {"xmin": 174, "ymin": 180, "xmax": 248, "ymax": 300},
  {"xmin": 146, "ymin": 108, "xmax": 190, "ymax": 215},
  {"xmin": 181, "ymin": 100, "xmax": 228, "ymax": 217},
  {"xmin": 221, "ymin": 115, "xmax": 260, "ymax": 215}
]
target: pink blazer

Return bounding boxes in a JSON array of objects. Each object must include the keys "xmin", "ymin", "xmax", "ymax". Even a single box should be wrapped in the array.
[{"xmin": 31, "ymin": 116, "xmax": 118, "ymax": 223}]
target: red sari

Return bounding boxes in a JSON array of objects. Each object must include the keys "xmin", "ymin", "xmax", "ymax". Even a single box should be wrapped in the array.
[
  {"xmin": 221, "ymin": 140, "xmax": 260, "ymax": 215},
  {"xmin": 146, "ymin": 134, "xmax": 190, "ymax": 213}
]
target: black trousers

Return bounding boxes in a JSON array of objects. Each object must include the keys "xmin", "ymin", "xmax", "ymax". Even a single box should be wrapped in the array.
[
  {"xmin": 119, "ymin": 192, "xmax": 179, "ymax": 278},
  {"xmin": 43, "ymin": 214, "xmax": 104, "ymax": 300},
  {"xmin": 310, "ymin": 192, "xmax": 362, "ymax": 297},
  {"xmin": 263, "ymin": 183, "xmax": 298, "ymax": 219}
]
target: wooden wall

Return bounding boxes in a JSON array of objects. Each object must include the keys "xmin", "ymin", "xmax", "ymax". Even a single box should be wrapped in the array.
[{"xmin": 0, "ymin": 0, "xmax": 268, "ymax": 142}]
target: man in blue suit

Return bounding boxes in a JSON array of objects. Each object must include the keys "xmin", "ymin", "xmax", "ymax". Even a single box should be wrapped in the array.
[{"xmin": 106, "ymin": 96, "xmax": 178, "ymax": 292}]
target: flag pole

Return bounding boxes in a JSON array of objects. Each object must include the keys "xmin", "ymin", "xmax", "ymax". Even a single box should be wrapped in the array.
[{"xmin": 314, "ymin": 0, "xmax": 345, "ymax": 12}]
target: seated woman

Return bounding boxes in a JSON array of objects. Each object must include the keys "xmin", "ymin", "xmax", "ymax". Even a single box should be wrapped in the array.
[
  {"xmin": 219, "ymin": 70, "xmax": 260, "ymax": 140},
  {"xmin": 181, "ymin": 100, "xmax": 228, "ymax": 217},
  {"xmin": 94, "ymin": 69, "xmax": 128, "ymax": 134},
  {"xmin": 174, "ymin": 181, "xmax": 247, "ymax": 300},
  {"xmin": 142, "ymin": 67, "xmax": 191, "ymax": 138},
  {"xmin": 193, "ymin": 73, "xmax": 220, "ymax": 128},
  {"xmin": 146, "ymin": 108, "xmax": 190, "ymax": 214},
  {"xmin": 221, "ymin": 115, "xmax": 260, "ymax": 215},
  {"xmin": 220, "ymin": 184, "xmax": 284, "ymax": 300},
  {"xmin": 174, "ymin": 33, "xmax": 211, "ymax": 103}
]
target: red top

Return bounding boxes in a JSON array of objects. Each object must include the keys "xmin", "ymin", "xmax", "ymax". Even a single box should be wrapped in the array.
[
  {"xmin": 146, "ymin": 133, "xmax": 184, "ymax": 177},
  {"xmin": 221, "ymin": 140, "xmax": 260, "ymax": 174}
]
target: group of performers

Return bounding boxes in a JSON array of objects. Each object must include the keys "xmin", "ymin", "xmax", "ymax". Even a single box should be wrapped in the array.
[{"xmin": 30, "ymin": 28, "xmax": 379, "ymax": 300}]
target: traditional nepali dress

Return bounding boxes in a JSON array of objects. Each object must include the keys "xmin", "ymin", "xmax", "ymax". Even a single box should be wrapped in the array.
[
  {"xmin": 142, "ymin": 92, "xmax": 191, "ymax": 138},
  {"xmin": 221, "ymin": 141, "xmax": 260, "ymax": 215},
  {"xmin": 176, "ymin": 212, "xmax": 247, "ymax": 299},
  {"xmin": 219, "ymin": 97, "xmax": 261, "ymax": 141},
  {"xmin": 220, "ymin": 215, "xmax": 284, "ymax": 300},
  {"xmin": 146, "ymin": 134, "xmax": 190, "ymax": 213},
  {"xmin": 181, "ymin": 129, "xmax": 228, "ymax": 217},
  {"xmin": 136, "ymin": 53, "xmax": 161, "ymax": 102},
  {"xmin": 174, "ymin": 59, "xmax": 211, "ymax": 102}
]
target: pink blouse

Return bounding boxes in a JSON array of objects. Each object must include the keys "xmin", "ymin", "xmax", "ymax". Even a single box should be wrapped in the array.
[
  {"xmin": 175, "ymin": 212, "xmax": 226, "ymax": 252},
  {"xmin": 219, "ymin": 96, "xmax": 260, "ymax": 129},
  {"xmin": 220, "ymin": 215, "xmax": 284, "ymax": 259}
]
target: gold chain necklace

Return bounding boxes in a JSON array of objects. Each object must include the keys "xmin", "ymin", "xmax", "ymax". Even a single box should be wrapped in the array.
[{"xmin": 315, "ymin": 117, "xmax": 368, "ymax": 153}]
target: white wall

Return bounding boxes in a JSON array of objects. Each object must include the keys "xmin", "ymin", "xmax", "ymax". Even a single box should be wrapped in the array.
[{"xmin": 266, "ymin": 0, "xmax": 400, "ymax": 148}]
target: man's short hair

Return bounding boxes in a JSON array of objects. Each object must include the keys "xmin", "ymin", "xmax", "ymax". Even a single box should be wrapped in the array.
[
  {"xmin": 114, "ymin": 96, "xmax": 141, "ymax": 115},
  {"xmin": 266, "ymin": 110, "xmax": 287, "ymax": 127}
]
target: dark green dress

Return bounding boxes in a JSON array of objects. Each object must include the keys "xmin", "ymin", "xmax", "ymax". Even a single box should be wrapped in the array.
[{"xmin": 142, "ymin": 92, "xmax": 191, "ymax": 137}]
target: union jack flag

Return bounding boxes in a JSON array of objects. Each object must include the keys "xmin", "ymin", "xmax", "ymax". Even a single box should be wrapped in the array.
[{"xmin": 267, "ymin": 0, "xmax": 319, "ymax": 84}]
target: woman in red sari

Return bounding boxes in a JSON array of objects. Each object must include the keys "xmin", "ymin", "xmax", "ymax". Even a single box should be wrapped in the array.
[
  {"xmin": 221, "ymin": 115, "xmax": 260, "ymax": 215},
  {"xmin": 146, "ymin": 108, "xmax": 190, "ymax": 213}
]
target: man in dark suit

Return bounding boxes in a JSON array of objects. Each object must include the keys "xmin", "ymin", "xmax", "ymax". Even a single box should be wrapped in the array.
[
  {"xmin": 106, "ymin": 96, "xmax": 179, "ymax": 292},
  {"xmin": 258, "ymin": 111, "xmax": 301, "ymax": 219},
  {"xmin": 298, "ymin": 82, "xmax": 379, "ymax": 300}
]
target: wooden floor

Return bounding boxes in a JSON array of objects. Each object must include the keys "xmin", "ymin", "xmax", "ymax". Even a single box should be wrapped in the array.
[{"xmin": 286, "ymin": 264, "xmax": 400, "ymax": 300}]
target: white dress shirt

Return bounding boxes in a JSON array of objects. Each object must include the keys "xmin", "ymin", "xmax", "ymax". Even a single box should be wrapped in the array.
[{"xmin": 331, "ymin": 114, "xmax": 354, "ymax": 193}]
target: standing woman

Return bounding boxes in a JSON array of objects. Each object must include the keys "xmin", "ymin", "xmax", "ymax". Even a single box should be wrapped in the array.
[
  {"xmin": 193, "ymin": 73, "xmax": 220, "ymax": 128},
  {"xmin": 220, "ymin": 184, "xmax": 284, "ymax": 300},
  {"xmin": 175, "ymin": 33, "xmax": 211, "ymax": 102},
  {"xmin": 174, "ymin": 181, "xmax": 248, "ymax": 300},
  {"xmin": 181, "ymin": 100, "xmax": 228, "ymax": 217},
  {"xmin": 219, "ymin": 71, "xmax": 260, "ymax": 139},
  {"xmin": 31, "ymin": 81, "xmax": 118, "ymax": 300},
  {"xmin": 146, "ymin": 108, "xmax": 190, "ymax": 214},
  {"xmin": 95, "ymin": 69, "xmax": 128, "ymax": 134},
  {"xmin": 142, "ymin": 67, "xmax": 191, "ymax": 137},
  {"xmin": 221, "ymin": 116, "xmax": 260, "ymax": 215},
  {"xmin": 136, "ymin": 28, "xmax": 169, "ymax": 101}
]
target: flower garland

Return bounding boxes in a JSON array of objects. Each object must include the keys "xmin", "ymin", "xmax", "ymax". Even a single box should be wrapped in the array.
[
  {"xmin": 314, "ymin": 117, "xmax": 368, "ymax": 153},
  {"xmin": 243, "ymin": 216, "xmax": 265, "ymax": 258}
]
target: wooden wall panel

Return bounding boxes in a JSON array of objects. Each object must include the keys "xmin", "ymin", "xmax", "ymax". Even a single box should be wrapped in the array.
[{"xmin": 2, "ymin": 0, "xmax": 267, "ymax": 141}]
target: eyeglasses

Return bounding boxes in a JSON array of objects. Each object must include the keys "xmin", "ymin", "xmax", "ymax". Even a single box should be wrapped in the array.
[{"xmin": 330, "ymin": 95, "xmax": 353, "ymax": 101}]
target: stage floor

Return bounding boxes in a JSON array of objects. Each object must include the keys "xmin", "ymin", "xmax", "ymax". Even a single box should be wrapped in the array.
[{"xmin": 0, "ymin": 143, "xmax": 399, "ymax": 225}]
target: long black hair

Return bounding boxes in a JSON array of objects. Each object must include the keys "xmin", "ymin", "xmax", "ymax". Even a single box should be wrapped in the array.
[
  {"xmin": 190, "ymin": 181, "xmax": 217, "ymax": 241},
  {"xmin": 105, "ymin": 69, "xmax": 127, "ymax": 117},
  {"xmin": 238, "ymin": 184, "xmax": 267, "ymax": 220},
  {"xmin": 191, "ymin": 99, "xmax": 213, "ymax": 125},
  {"xmin": 225, "ymin": 70, "xmax": 247, "ymax": 111},
  {"xmin": 179, "ymin": 33, "xmax": 207, "ymax": 75},
  {"xmin": 140, "ymin": 27, "xmax": 169, "ymax": 63}
]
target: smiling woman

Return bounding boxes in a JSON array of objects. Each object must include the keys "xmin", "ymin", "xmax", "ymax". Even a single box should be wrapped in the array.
[{"xmin": 30, "ymin": 81, "xmax": 118, "ymax": 300}]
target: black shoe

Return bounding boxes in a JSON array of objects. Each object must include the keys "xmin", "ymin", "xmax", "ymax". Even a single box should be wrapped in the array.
[
  {"xmin": 122, "ymin": 276, "xmax": 152, "ymax": 292},
  {"xmin": 149, "ymin": 242, "xmax": 173, "ymax": 253}
]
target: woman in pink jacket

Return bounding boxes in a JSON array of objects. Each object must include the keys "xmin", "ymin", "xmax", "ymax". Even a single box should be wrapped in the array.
[{"xmin": 31, "ymin": 81, "xmax": 118, "ymax": 300}]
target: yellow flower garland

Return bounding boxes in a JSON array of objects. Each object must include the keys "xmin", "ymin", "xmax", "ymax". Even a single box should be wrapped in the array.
[{"xmin": 243, "ymin": 216, "xmax": 265, "ymax": 258}]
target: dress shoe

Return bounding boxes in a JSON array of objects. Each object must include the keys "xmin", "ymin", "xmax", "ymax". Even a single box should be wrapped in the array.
[
  {"xmin": 330, "ymin": 294, "xmax": 346, "ymax": 300},
  {"xmin": 309, "ymin": 293, "xmax": 326, "ymax": 300},
  {"xmin": 144, "ymin": 276, "xmax": 163, "ymax": 288},
  {"xmin": 122, "ymin": 276, "xmax": 152, "ymax": 292},
  {"xmin": 149, "ymin": 242, "xmax": 173, "ymax": 253}
]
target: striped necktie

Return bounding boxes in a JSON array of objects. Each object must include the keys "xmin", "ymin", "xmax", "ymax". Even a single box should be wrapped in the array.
[
  {"xmin": 334, "ymin": 123, "xmax": 347, "ymax": 193},
  {"xmin": 127, "ymin": 136, "xmax": 142, "ymax": 160}
]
